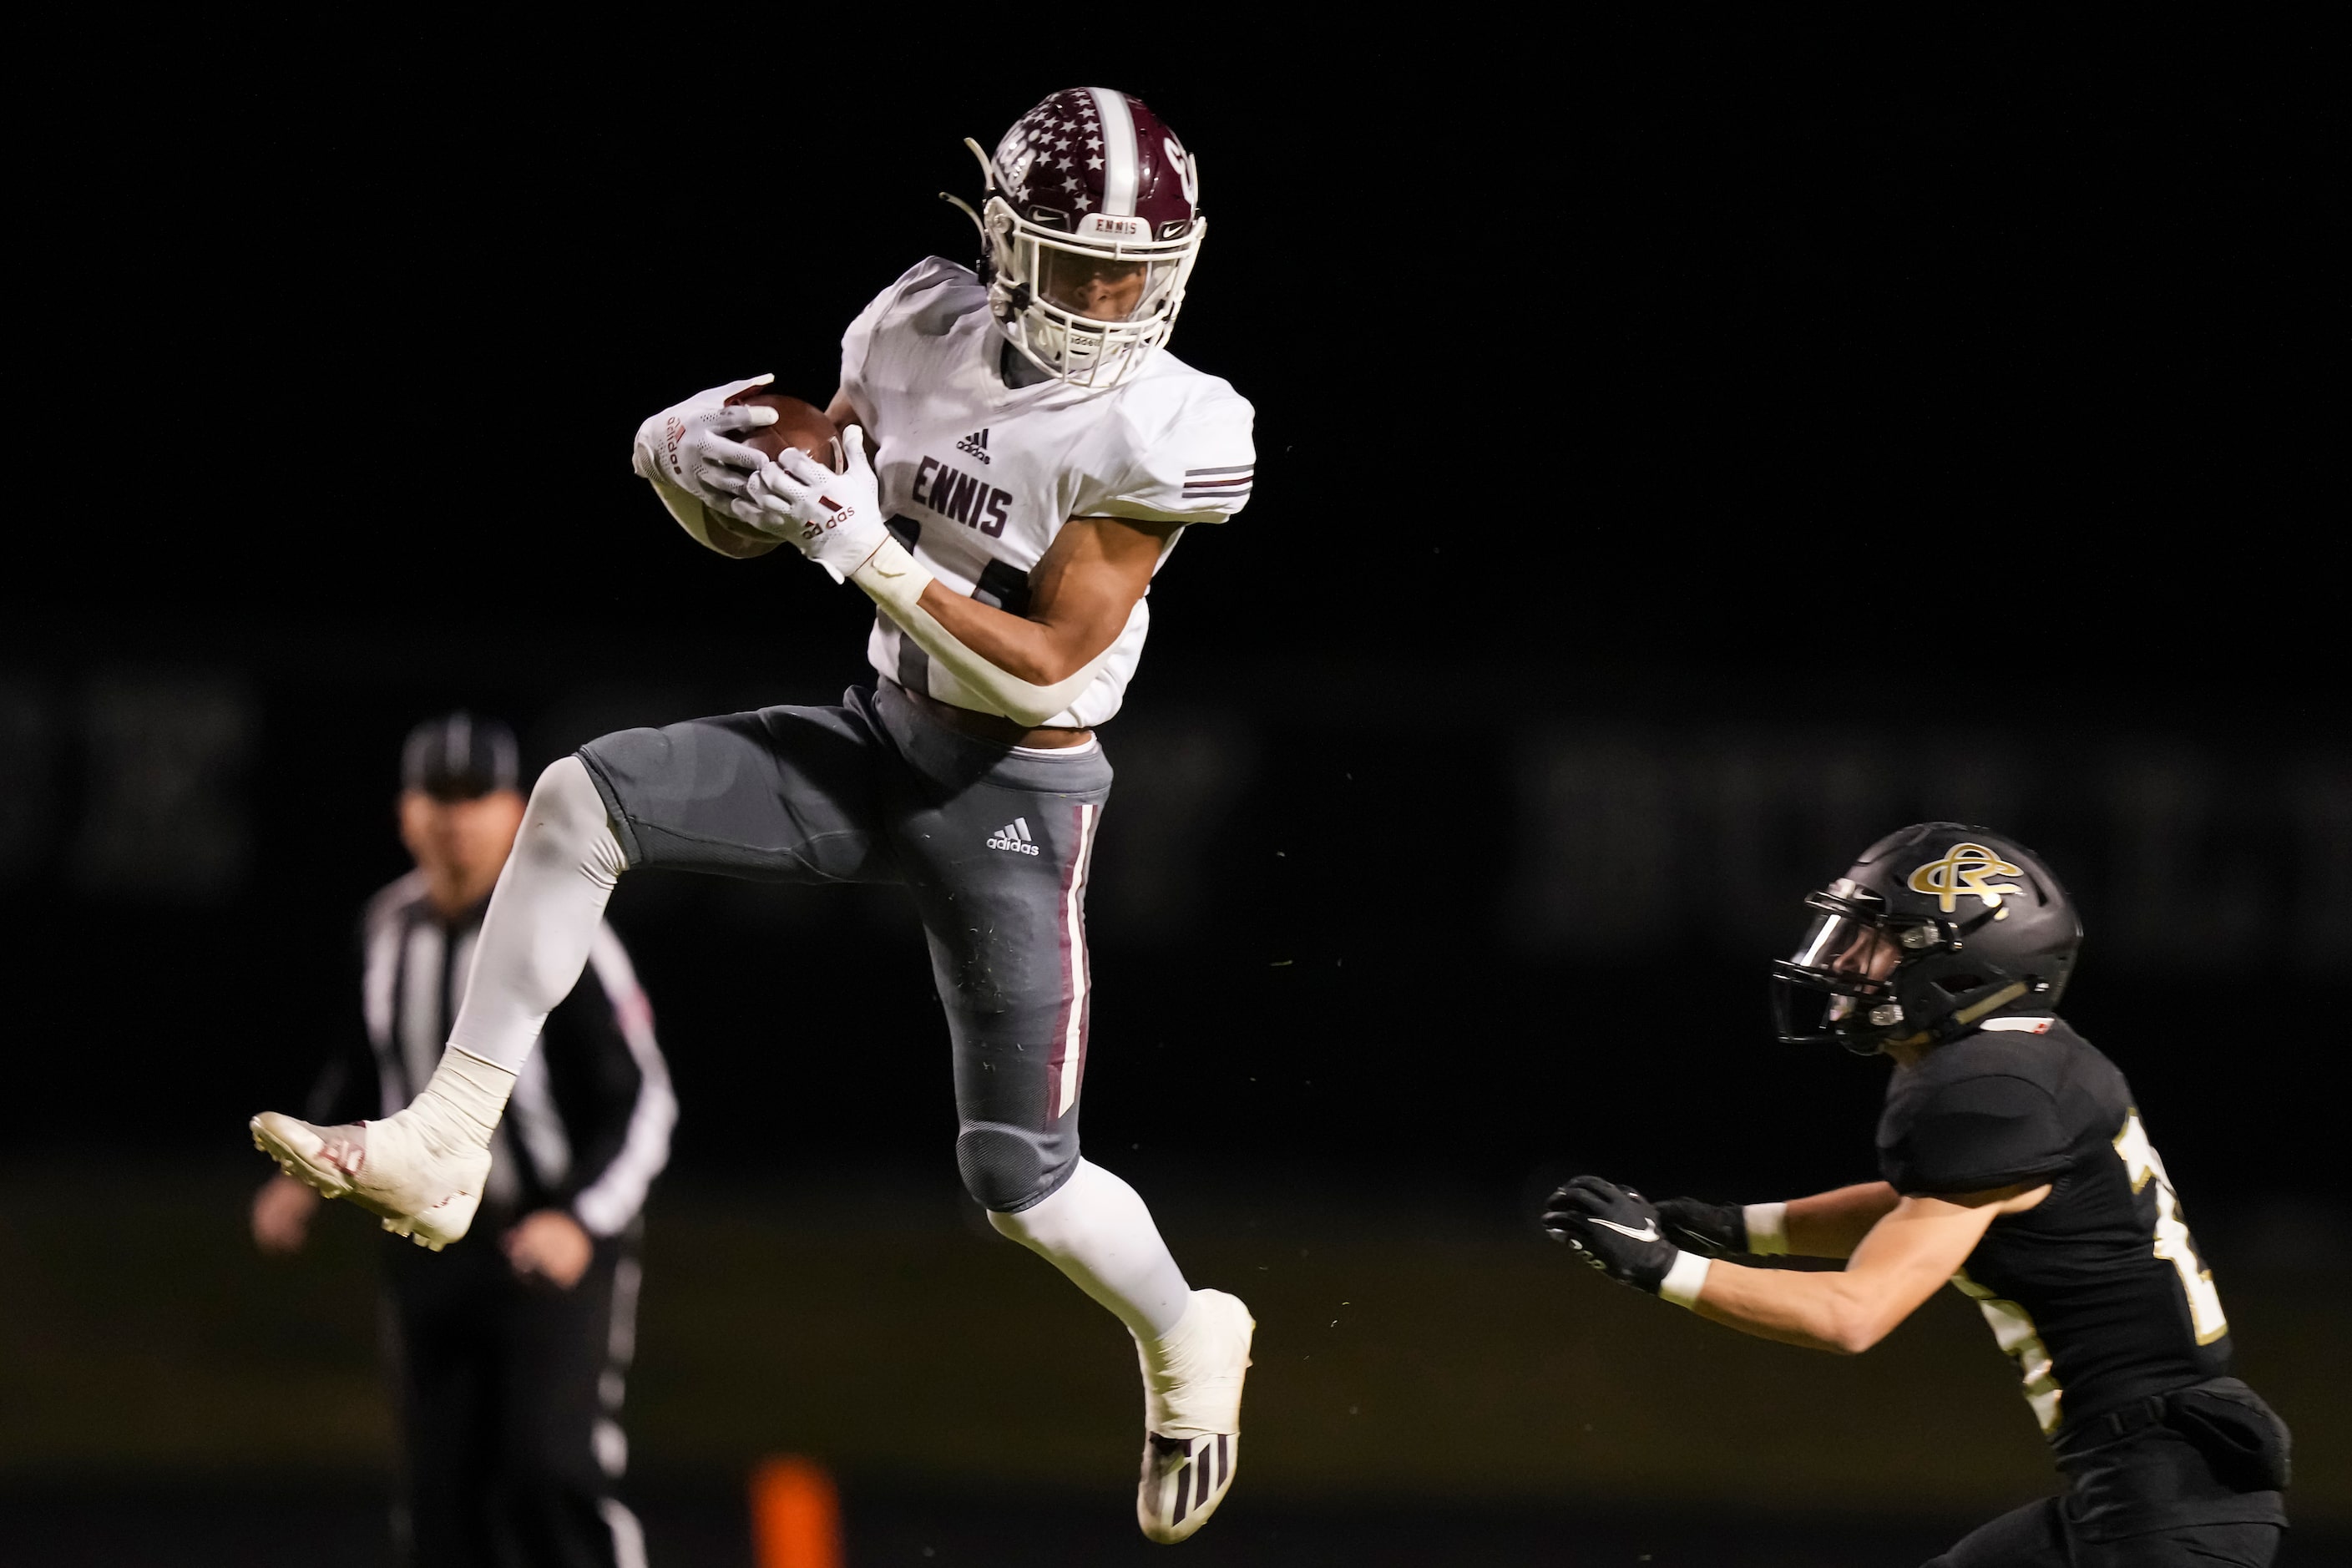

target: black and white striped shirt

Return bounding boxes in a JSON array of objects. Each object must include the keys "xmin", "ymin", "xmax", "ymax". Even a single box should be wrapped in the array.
[{"xmin": 307, "ymin": 871, "xmax": 675, "ymax": 1237}]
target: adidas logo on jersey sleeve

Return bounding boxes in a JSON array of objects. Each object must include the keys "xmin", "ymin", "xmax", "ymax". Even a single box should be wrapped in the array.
[{"xmin": 987, "ymin": 817, "xmax": 1041, "ymax": 855}]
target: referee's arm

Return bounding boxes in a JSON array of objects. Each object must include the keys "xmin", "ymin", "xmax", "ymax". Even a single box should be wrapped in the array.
[
  {"xmin": 255, "ymin": 943, "xmax": 377, "ymax": 1254},
  {"xmin": 544, "ymin": 928, "xmax": 675, "ymax": 1241}
]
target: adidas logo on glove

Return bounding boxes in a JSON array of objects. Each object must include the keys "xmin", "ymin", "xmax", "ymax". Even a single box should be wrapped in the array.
[{"xmin": 987, "ymin": 817, "xmax": 1040, "ymax": 856}]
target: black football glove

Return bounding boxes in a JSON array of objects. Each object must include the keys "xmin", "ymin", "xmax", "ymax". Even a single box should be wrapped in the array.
[
  {"xmin": 1654, "ymin": 1196, "xmax": 1748, "ymax": 1258},
  {"xmin": 1541, "ymin": 1176, "xmax": 1680, "ymax": 1295}
]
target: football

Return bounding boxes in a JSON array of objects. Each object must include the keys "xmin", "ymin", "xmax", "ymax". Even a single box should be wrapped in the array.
[
  {"xmin": 678, "ymin": 392, "xmax": 844, "ymax": 560},
  {"xmin": 725, "ymin": 389, "xmax": 845, "ymax": 472}
]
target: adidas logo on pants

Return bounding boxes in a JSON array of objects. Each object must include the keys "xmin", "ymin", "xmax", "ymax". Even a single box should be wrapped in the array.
[{"xmin": 987, "ymin": 817, "xmax": 1040, "ymax": 856}]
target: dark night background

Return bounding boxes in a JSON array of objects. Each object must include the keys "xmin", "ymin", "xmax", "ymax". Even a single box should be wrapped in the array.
[{"xmin": 4, "ymin": 15, "xmax": 2345, "ymax": 1567}]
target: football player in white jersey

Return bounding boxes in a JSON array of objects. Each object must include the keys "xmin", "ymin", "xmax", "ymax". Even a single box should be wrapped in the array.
[{"xmin": 251, "ymin": 88, "xmax": 1257, "ymax": 1544}]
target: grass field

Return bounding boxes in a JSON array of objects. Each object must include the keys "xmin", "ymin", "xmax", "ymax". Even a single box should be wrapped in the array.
[{"xmin": 3, "ymin": 1162, "xmax": 2344, "ymax": 1564}]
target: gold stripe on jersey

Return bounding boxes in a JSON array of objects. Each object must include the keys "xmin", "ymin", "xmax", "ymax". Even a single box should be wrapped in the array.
[
  {"xmin": 1952, "ymin": 1267, "xmax": 2065, "ymax": 1434},
  {"xmin": 2112, "ymin": 1109, "xmax": 2231, "ymax": 1345}
]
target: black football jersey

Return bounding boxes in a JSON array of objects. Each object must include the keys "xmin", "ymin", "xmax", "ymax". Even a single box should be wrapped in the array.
[{"xmin": 1877, "ymin": 1017, "xmax": 2234, "ymax": 1440}]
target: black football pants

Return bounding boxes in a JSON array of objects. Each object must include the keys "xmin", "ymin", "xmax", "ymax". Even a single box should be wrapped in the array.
[
  {"xmin": 1928, "ymin": 1382, "xmax": 2276, "ymax": 1568},
  {"xmin": 1927, "ymin": 1500, "xmax": 2280, "ymax": 1567},
  {"xmin": 1924, "ymin": 1393, "xmax": 2286, "ymax": 1568},
  {"xmin": 382, "ymin": 1227, "xmax": 642, "ymax": 1568}
]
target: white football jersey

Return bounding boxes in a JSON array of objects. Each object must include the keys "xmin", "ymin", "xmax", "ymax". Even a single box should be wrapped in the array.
[{"xmin": 837, "ymin": 257, "xmax": 1256, "ymax": 729}]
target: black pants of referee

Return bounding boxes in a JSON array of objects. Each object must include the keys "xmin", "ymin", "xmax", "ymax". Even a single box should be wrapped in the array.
[{"xmin": 381, "ymin": 1223, "xmax": 642, "ymax": 1568}]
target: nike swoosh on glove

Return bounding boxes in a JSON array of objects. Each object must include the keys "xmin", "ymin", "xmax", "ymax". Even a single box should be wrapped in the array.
[
  {"xmin": 733, "ymin": 425, "xmax": 887, "ymax": 583},
  {"xmin": 1542, "ymin": 1175, "xmax": 1680, "ymax": 1294},
  {"xmin": 1654, "ymin": 1196, "xmax": 1748, "ymax": 1258}
]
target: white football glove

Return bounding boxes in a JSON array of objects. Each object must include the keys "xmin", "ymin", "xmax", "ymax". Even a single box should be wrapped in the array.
[
  {"xmin": 733, "ymin": 426, "xmax": 888, "ymax": 582},
  {"xmin": 630, "ymin": 373, "xmax": 779, "ymax": 509}
]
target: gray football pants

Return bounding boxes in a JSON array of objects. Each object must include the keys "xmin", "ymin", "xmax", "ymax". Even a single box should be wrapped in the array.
[{"xmin": 575, "ymin": 680, "xmax": 1109, "ymax": 1212}]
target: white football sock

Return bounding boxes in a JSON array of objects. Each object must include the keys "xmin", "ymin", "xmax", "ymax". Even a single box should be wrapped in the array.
[
  {"xmin": 442, "ymin": 756, "xmax": 627, "ymax": 1073},
  {"xmin": 990, "ymin": 1160, "xmax": 1192, "ymax": 1339}
]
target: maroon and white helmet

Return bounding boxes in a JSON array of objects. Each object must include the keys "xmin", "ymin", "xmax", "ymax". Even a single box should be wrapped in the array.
[{"xmin": 958, "ymin": 88, "xmax": 1205, "ymax": 389}]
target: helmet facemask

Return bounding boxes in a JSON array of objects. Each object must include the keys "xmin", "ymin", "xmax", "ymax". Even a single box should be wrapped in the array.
[
  {"xmin": 1770, "ymin": 880, "xmax": 1942, "ymax": 1054},
  {"xmin": 945, "ymin": 89, "xmax": 1207, "ymax": 392},
  {"xmin": 981, "ymin": 198, "xmax": 1201, "ymax": 389}
]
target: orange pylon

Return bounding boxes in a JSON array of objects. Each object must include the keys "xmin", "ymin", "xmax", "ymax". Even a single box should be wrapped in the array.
[{"xmin": 751, "ymin": 1454, "xmax": 843, "ymax": 1568}]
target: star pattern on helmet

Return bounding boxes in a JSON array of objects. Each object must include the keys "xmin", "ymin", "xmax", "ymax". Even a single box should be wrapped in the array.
[{"xmin": 1001, "ymin": 90, "xmax": 1176, "ymax": 221}]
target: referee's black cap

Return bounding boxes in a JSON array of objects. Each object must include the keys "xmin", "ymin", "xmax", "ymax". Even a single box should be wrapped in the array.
[{"xmin": 401, "ymin": 712, "xmax": 520, "ymax": 801}]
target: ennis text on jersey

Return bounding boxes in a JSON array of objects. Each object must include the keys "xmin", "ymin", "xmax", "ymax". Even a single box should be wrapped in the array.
[{"xmin": 838, "ymin": 257, "xmax": 1256, "ymax": 730}]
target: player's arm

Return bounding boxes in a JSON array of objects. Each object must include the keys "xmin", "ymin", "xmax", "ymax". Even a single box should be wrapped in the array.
[
  {"xmin": 1784, "ymin": 1182, "xmax": 1903, "ymax": 1257},
  {"xmin": 1689, "ymin": 1184, "xmax": 2044, "ymax": 1353},
  {"xmin": 733, "ymin": 406, "xmax": 1175, "ymax": 725},
  {"xmin": 1657, "ymin": 1181, "xmax": 1900, "ymax": 1260},
  {"xmin": 818, "ymin": 387, "xmax": 1176, "ymax": 687},
  {"xmin": 920, "ymin": 513, "xmax": 1174, "ymax": 678},
  {"xmin": 852, "ymin": 508, "xmax": 1171, "ymax": 722},
  {"xmin": 1545, "ymin": 1175, "xmax": 2046, "ymax": 1355}
]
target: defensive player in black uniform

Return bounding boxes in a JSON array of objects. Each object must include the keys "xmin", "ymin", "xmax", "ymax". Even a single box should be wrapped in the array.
[{"xmin": 1541, "ymin": 823, "xmax": 2291, "ymax": 1567}]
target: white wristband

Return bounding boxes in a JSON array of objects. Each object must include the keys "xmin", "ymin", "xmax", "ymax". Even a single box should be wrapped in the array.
[
  {"xmin": 849, "ymin": 534, "xmax": 932, "ymax": 616},
  {"xmin": 1658, "ymin": 1250, "xmax": 1712, "ymax": 1310},
  {"xmin": 1744, "ymin": 1201, "xmax": 1790, "ymax": 1257}
]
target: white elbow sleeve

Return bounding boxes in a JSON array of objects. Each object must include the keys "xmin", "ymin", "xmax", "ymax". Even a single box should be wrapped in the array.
[{"xmin": 850, "ymin": 539, "xmax": 1110, "ymax": 726}]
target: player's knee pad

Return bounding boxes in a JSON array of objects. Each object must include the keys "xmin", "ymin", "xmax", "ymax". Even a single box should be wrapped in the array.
[
  {"xmin": 957, "ymin": 1123, "xmax": 1074, "ymax": 1214},
  {"xmin": 521, "ymin": 756, "xmax": 628, "ymax": 885}
]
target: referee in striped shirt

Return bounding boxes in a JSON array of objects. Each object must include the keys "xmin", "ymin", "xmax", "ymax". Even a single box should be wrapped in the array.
[{"xmin": 251, "ymin": 713, "xmax": 675, "ymax": 1568}]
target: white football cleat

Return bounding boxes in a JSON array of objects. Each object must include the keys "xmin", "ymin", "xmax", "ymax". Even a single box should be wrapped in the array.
[
  {"xmin": 1136, "ymin": 1288, "xmax": 1254, "ymax": 1544},
  {"xmin": 250, "ymin": 1110, "xmax": 490, "ymax": 1252}
]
